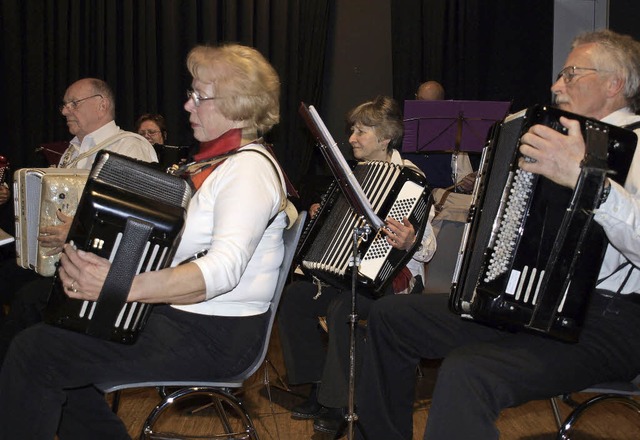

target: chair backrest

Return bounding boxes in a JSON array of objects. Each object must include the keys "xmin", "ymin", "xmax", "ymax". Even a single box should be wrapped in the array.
[
  {"xmin": 227, "ymin": 210, "xmax": 307, "ymax": 382},
  {"xmin": 424, "ymin": 189, "xmax": 471, "ymax": 294},
  {"xmin": 96, "ymin": 211, "xmax": 308, "ymax": 394}
]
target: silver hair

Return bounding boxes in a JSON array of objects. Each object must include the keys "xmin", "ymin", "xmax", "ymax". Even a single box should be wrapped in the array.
[{"xmin": 573, "ymin": 29, "xmax": 640, "ymax": 111}]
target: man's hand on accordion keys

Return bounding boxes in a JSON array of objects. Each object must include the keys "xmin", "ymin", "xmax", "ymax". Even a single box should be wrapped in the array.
[
  {"xmin": 38, "ymin": 210, "xmax": 74, "ymax": 255},
  {"xmin": 0, "ymin": 185, "xmax": 9, "ymax": 205},
  {"xmin": 309, "ymin": 202, "xmax": 321, "ymax": 219},
  {"xmin": 58, "ymin": 243, "xmax": 110, "ymax": 301},
  {"xmin": 383, "ymin": 217, "xmax": 416, "ymax": 251},
  {"xmin": 519, "ymin": 116, "xmax": 585, "ymax": 189}
]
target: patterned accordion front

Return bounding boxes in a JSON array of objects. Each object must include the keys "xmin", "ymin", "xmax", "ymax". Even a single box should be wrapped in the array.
[
  {"xmin": 44, "ymin": 152, "xmax": 192, "ymax": 344},
  {"xmin": 450, "ymin": 105, "xmax": 637, "ymax": 342},
  {"xmin": 297, "ymin": 161, "xmax": 431, "ymax": 294},
  {"xmin": 13, "ymin": 168, "xmax": 89, "ymax": 276}
]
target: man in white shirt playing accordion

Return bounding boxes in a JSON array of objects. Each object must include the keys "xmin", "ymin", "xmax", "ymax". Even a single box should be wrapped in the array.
[
  {"xmin": 0, "ymin": 78, "xmax": 157, "ymax": 363},
  {"xmin": 356, "ymin": 29, "xmax": 640, "ymax": 440}
]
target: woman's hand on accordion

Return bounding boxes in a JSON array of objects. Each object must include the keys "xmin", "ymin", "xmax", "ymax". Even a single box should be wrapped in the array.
[
  {"xmin": 58, "ymin": 243, "xmax": 110, "ymax": 301},
  {"xmin": 38, "ymin": 210, "xmax": 74, "ymax": 255},
  {"xmin": 58, "ymin": 242, "xmax": 208, "ymax": 305},
  {"xmin": 519, "ymin": 116, "xmax": 584, "ymax": 189},
  {"xmin": 383, "ymin": 217, "xmax": 416, "ymax": 251}
]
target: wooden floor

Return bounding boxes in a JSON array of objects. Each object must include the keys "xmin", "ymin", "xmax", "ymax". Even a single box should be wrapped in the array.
[{"xmin": 113, "ymin": 323, "xmax": 640, "ymax": 440}]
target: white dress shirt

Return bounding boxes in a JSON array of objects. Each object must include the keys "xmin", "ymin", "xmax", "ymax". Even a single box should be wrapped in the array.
[
  {"xmin": 594, "ymin": 108, "xmax": 640, "ymax": 294},
  {"xmin": 59, "ymin": 120, "xmax": 157, "ymax": 169}
]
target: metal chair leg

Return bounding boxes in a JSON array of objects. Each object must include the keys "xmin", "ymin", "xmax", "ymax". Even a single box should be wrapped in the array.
[
  {"xmin": 140, "ymin": 387, "xmax": 259, "ymax": 440},
  {"xmin": 553, "ymin": 393, "xmax": 640, "ymax": 440},
  {"xmin": 111, "ymin": 390, "xmax": 121, "ymax": 413}
]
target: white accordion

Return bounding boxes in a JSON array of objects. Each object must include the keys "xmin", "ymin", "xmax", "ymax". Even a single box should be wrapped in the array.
[{"xmin": 13, "ymin": 168, "xmax": 89, "ymax": 276}]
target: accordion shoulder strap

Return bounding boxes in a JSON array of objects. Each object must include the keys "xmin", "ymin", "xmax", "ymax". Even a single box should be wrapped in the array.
[
  {"xmin": 241, "ymin": 147, "xmax": 299, "ymax": 228},
  {"xmin": 623, "ymin": 120, "xmax": 640, "ymax": 131},
  {"xmin": 65, "ymin": 131, "xmax": 142, "ymax": 168}
]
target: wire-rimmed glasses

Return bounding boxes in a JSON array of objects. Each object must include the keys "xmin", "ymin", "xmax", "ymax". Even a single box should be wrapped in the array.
[
  {"xmin": 138, "ymin": 129, "xmax": 160, "ymax": 136},
  {"xmin": 59, "ymin": 94, "xmax": 103, "ymax": 112},
  {"xmin": 186, "ymin": 89, "xmax": 219, "ymax": 107},
  {"xmin": 555, "ymin": 66, "xmax": 604, "ymax": 84}
]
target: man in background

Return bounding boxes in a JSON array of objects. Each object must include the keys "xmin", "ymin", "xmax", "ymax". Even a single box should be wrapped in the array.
[
  {"xmin": 0, "ymin": 77, "xmax": 158, "ymax": 363},
  {"xmin": 414, "ymin": 80, "xmax": 474, "ymax": 190},
  {"xmin": 415, "ymin": 80, "xmax": 445, "ymax": 101}
]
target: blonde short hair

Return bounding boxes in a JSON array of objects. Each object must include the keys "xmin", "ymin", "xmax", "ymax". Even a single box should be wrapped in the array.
[{"xmin": 187, "ymin": 44, "xmax": 280, "ymax": 133}]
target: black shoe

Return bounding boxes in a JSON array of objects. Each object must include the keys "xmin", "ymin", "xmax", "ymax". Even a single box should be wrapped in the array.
[
  {"xmin": 313, "ymin": 407, "xmax": 345, "ymax": 436},
  {"xmin": 291, "ymin": 383, "xmax": 322, "ymax": 419},
  {"xmin": 291, "ymin": 397, "xmax": 322, "ymax": 419}
]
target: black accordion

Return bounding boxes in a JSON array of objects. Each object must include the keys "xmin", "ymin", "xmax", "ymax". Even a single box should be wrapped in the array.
[
  {"xmin": 44, "ymin": 152, "xmax": 192, "ymax": 344},
  {"xmin": 450, "ymin": 105, "xmax": 637, "ymax": 342},
  {"xmin": 297, "ymin": 161, "xmax": 431, "ymax": 294}
]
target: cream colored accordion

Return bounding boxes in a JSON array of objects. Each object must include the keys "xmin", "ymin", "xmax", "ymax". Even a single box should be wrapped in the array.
[{"xmin": 13, "ymin": 168, "xmax": 89, "ymax": 276}]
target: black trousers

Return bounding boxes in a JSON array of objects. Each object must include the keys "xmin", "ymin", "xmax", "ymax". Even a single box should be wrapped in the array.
[
  {"xmin": 0, "ymin": 257, "xmax": 41, "ymax": 308},
  {"xmin": 0, "ymin": 305, "xmax": 268, "ymax": 439},
  {"xmin": 277, "ymin": 280, "xmax": 378, "ymax": 408},
  {"xmin": 355, "ymin": 291, "xmax": 640, "ymax": 440},
  {"xmin": 0, "ymin": 276, "xmax": 52, "ymax": 364}
]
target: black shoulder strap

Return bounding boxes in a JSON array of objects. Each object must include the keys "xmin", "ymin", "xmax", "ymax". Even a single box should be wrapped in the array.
[
  {"xmin": 623, "ymin": 120, "xmax": 640, "ymax": 131},
  {"xmin": 87, "ymin": 217, "xmax": 154, "ymax": 339}
]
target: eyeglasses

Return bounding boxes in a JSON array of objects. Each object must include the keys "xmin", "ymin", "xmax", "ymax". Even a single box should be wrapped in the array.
[
  {"xmin": 59, "ymin": 94, "xmax": 103, "ymax": 112},
  {"xmin": 555, "ymin": 66, "xmax": 606, "ymax": 84},
  {"xmin": 138, "ymin": 129, "xmax": 160, "ymax": 136},
  {"xmin": 186, "ymin": 89, "xmax": 220, "ymax": 107}
]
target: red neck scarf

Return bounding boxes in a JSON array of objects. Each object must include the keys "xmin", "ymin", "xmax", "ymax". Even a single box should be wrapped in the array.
[
  {"xmin": 187, "ymin": 129, "xmax": 245, "ymax": 190},
  {"xmin": 193, "ymin": 128, "xmax": 243, "ymax": 162},
  {"xmin": 182, "ymin": 128, "xmax": 299, "ymax": 199}
]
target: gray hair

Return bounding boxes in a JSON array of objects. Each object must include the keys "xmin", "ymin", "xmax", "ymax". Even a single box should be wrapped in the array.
[
  {"xmin": 87, "ymin": 78, "xmax": 116, "ymax": 118},
  {"xmin": 346, "ymin": 96, "xmax": 404, "ymax": 152},
  {"xmin": 573, "ymin": 29, "xmax": 640, "ymax": 111}
]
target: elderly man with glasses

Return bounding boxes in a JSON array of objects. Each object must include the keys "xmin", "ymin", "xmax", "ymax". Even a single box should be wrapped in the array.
[
  {"xmin": 355, "ymin": 29, "xmax": 640, "ymax": 440},
  {"xmin": 48, "ymin": 78, "xmax": 157, "ymax": 247},
  {"xmin": 0, "ymin": 77, "xmax": 157, "ymax": 364}
]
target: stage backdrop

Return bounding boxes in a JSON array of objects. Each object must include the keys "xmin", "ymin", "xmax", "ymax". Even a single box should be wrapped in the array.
[{"xmin": 0, "ymin": 0, "xmax": 330, "ymax": 190}]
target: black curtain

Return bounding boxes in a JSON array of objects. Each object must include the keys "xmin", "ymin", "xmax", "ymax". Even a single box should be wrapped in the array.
[
  {"xmin": 0, "ymin": 0, "xmax": 330, "ymax": 189},
  {"xmin": 390, "ymin": 0, "xmax": 554, "ymax": 110}
]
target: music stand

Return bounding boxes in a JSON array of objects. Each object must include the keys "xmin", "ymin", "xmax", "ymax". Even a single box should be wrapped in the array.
[
  {"xmin": 298, "ymin": 103, "xmax": 377, "ymax": 439},
  {"xmin": 402, "ymin": 100, "xmax": 511, "ymax": 187}
]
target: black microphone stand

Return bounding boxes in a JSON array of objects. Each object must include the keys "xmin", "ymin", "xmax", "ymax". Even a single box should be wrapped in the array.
[{"xmin": 340, "ymin": 223, "xmax": 370, "ymax": 440}]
